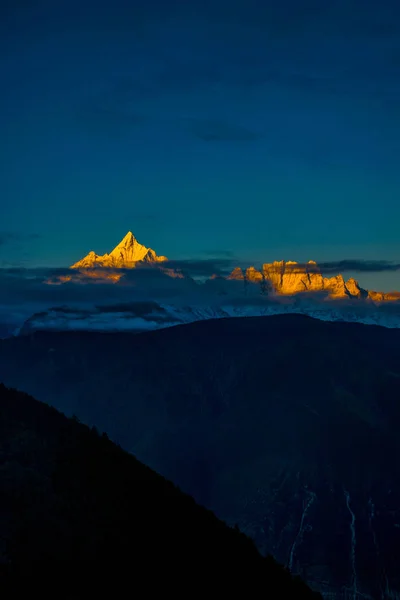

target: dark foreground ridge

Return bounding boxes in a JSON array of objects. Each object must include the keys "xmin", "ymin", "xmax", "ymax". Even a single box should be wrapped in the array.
[
  {"xmin": 2, "ymin": 314, "xmax": 400, "ymax": 596},
  {"xmin": 0, "ymin": 384, "xmax": 319, "ymax": 599}
]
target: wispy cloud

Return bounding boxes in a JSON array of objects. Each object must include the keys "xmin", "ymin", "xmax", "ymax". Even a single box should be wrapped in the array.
[
  {"xmin": 1, "ymin": 253, "xmax": 400, "ymax": 335},
  {"xmin": 162, "ymin": 257, "xmax": 236, "ymax": 277},
  {"xmin": 184, "ymin": 118, "xmax": 263, "ymax": 142},
  {"xmin": 0, "ymin": 232, "xmax": 40, "ymax": 247},
  {"xmin": 258, "ymin": 259, "xmax": 400, "ymax": 275},
  {"xmin": 1, "ymin": 257, "xmax": 399, "ymax": 304},
  {"xmin": 201, "ymin": 249, "xmax": 236, "ymax": 258},
  {"xmin": 0, "ymin": 265, "xmax": 194, "ymax": 306},
  {"xmin": 316, "ymin": 260, "xmax": 400, "ymax": 274},
  {"xmin": 75, "ymin": 100, "xmax": 148, "ymax": 138}
]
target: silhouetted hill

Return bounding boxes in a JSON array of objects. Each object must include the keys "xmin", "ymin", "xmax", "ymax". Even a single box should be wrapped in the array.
[
  {"xmin": 1, "ymin": 314, "xmax": 400, "ymax": 597},
  {"xmin": 0, "ymin": 384, "xmax": 318, "ymax": 599}
]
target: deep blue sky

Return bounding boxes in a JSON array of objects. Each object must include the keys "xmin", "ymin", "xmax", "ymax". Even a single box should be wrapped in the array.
[{"xmin": 1, "ymin": 0, "xmax": 400, "ymax": 290}]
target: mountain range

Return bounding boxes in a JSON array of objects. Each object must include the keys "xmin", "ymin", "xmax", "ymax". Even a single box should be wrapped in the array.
[
  {"xmin": 229, "ymin": 261, "xmax": 399, "ymax": 302},
  {"xmin": 48, "ymin": 231, "xmax": 168, "ymax": 284},
  {"xmin": 64, "ymin": 232, "xmax": 399, "ymax": 302},
  {"xmin": 71, "ymin": 231, "xmax": 168, "ymax": 269},
  {"xmin": 1, "ymin": 314, "xmax": 400, "ymax": 598},
  {"xmin": 12, "ymin": 232, "xmax": 397, "ymax": 336}
]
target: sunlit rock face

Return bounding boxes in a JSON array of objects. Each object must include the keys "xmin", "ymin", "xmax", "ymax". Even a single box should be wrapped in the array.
[
  {"xmin": 246, "ymin": 266, "xmax": 264, "ymax": 283},
  {"xmin": 262, "ymin": 261, "xmax": 357, "ymax": 298},
  {"xmin": 46, "ymin": 232, "xmax": 169, "ymax": 284},
  {"xmin": 47, "ymin": 269, "xmax": 124, "ymax": 285},
  {"xmin": 71, "ymin": 231, "xmax": 167, "ymax": 269},
  {"xmin": 228, "ymin": 267, "xmax": 245, "ymax": 281},
  {"xmin": 344, "ymin": 277, "xmax": 366, "ymax": 299},
  {"xmin": 368, "ymin": 290, "xmax": 400, "ymax": 302},
  {"xmin": 45, "ymin": 231, "xmax": 399, "ymax": 303},
  {"xmin": 227, "ymin": 260, "xmax": 370, "ymax": 300},
  {"xmin": 322, "ymin": 274, "xmax": 352, "ymax": 299}
]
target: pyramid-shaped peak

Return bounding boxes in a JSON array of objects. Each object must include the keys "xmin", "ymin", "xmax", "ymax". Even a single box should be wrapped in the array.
[
  {"xmin": 116, "ymin": 231, "xmax": 138, "ymax": 246},
  {"xmin": 70, "ymin": 231, "xmax": 167, "ymax": 269},
  {"xmin": 110, "ymin": 231, "xmax": 149, "ymax": 262}
]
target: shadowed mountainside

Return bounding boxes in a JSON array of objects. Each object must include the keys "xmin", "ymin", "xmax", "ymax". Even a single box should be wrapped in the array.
[
  {"xmin": 1, "ymin": 315, "xmax": 400, "ymax": 597},
  {"xmin": 0, "ymin": 384, "xmax": 318, "ymax": 599}
]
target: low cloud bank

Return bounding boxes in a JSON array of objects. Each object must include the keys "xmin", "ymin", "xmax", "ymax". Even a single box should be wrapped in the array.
[{"xmin": 1, "ymin": 259, "xmax": 400, "ymax": 336}]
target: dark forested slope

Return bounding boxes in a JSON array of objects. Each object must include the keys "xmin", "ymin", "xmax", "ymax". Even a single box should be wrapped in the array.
[
  {"xmin": 0, "ymin": 384, "xmax": 319, "ymax": 599},
  {"xmin": 1, "ymin": 314, "xmax": 400, "ymax": 597}
]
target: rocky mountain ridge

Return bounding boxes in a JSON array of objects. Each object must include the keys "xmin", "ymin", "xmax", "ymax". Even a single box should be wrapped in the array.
[
  {"xmin": 229, "ymin": 260, "xmax": 398, "ymax": 301},
  {"xmin": 50, "ymin": 232, "xmax": 399, "ymax": 303},
  {"xmin": 16, "ymin": 296, "xmax": 400, "ymax": 336},
  {"xmin": 71, "ymin": 231, "xmax": 167, "ymax": 269}
]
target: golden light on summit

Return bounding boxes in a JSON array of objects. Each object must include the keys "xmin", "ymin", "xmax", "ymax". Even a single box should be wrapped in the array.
[{"xmin": 44, "ymin": 232, "xmax": 400, "ymax": 302}]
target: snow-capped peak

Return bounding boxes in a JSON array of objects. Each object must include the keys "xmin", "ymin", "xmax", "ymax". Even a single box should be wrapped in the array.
[
  {"xmin": 70, "ymin": 232, "xmax": 167, "ymax": 269},
  {"xmin": 113, "ymin": 231, "xmax": 136, "ymax": 248},
  {"xmin": 109, "ymin": 231, "xmax": 151, "ymax": 264}
]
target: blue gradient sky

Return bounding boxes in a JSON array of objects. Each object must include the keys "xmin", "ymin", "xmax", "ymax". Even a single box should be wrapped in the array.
[{"xmin": 1, "ymin": 0, "xmax": 400, "ymax": 291}]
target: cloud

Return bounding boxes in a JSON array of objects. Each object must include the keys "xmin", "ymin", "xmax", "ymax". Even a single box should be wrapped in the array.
[
  {"xmin": 0, "ymin": 264, "xmax": 195, "ymax": 306},
  {"xmin": 0, "ymin": 258, "xmax": 237, "ymax": 330},
  {"xmin": 64, "ymin": 0, "xmax": 399, "ymax": 148},
  {"xmin": 162, "ymin": 257, "xmax": 236, "ymax": 277},
  {"xmin": 201, "ymin": 250, "xmax": 236, "ymax": 258},
  {"xmin": 185, "ymin": 118, "xmax": 263, "ymax": 142},
  {"xmin": 2, "ymin": 257, "xmax": 398, "ymax": 310},
  {"xmin": 317, "ymin": 260, "xmax": 400, "ymax": 274},
  {"xmin": 75, "ymin": 101, "xmax": 148, "ymax": 138},
  {"xmin": 1, "ymin": 256, "xmax": 400, "ymax": 335},
  {"xmin": 0, "ymin": 264, "xmax": 204, "ymax": 333},
  {"xmin": 259, "ymin": 259, "xmax": 400, "ymax": 275},
  {"xmin": 93, "ymin": 301, "xmax": 166, "ymax": 315},
  {"xmin": 0, "ymin": 232, "xmax": 40, "ymax": 247}
]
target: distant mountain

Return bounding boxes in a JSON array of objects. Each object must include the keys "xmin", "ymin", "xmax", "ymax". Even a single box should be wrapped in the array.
[
  {"xmin": 0, "ymin": 384, "xmax": 318, "ymax": 598},
  {"xmin": 0, "ymin": 321, "xmax": 16, "ymax": 339},
  {"xmin": 49, "ymin": 232, "xmax": 400, "ymax": 303},
  {"xmin": 18, "ymin": 294, "xmax": 400, "ymax": 336},
  {"xmin": 71, "ymin": 231, "xmax": 168, "ymax": 269},
  {"xmin": 229, "ymin": 260, "xmax": 400, "ymax": 302},
  {"xmin": 22, "ymin": 232, "xmax": 398, "ymax": 334},
  {"xmin": 1, "ymin": 315, "xmax": 400, "ymax": 598}
]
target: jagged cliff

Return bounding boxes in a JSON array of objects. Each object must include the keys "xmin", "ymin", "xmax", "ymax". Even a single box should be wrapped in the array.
[
  {"xmin": 45, "ymin": 232, "xmax": 398, "ymax": 301},
  {"xmin": 228, "ymin": 260, "xmax": 396, "ymax": 301}
]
